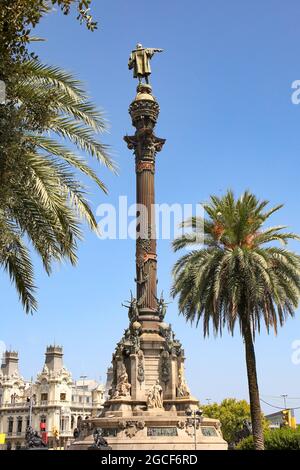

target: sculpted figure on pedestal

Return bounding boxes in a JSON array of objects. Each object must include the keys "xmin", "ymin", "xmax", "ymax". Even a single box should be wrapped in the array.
[
  {"xmin": 157, "ymin": 293, "xmax": 168, "ymax": 321},
  {"xmin": 177, "ymin": 371, "xmax": 190, "ymax": 398},
  {"xmin": 113, "ymin": 365, "xmax": 131, "ymax": 399},
  {"xmin": 147, "ymin": 380, "xmax": 163, "ymax": 409},
  {"xmin": 89, "ymin": 428, "xmax": 112, "ymax": 451},
  {"xmin": 123, "ymin": 294, "xmax": 140, "ymax": 323},
  {"xmin": 25, "ymin": 426, "xmax": 47, "ymax": 448}
]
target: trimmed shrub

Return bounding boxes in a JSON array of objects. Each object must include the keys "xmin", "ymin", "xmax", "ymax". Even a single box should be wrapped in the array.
[{"xmin": 236, "ymin": 428, "xmax": 300, "ymax": 450}]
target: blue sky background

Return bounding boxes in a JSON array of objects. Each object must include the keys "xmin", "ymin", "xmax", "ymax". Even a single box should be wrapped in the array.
[{"xmin": 1, "ymin": 0, "xmax": 300, "ymax": 417}]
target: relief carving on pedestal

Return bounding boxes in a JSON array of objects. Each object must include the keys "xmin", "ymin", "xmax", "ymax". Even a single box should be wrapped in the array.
[
  {"xmin": 118, "ymin": 420, "xmax": 127, "ymax": 430},
  {"xmin": 119, "ymin": 420, "xmax": 145, "ymax": 439},
  {"xmin": 185, "ymin": 420, "xmax": 200, "ymax": 437}
]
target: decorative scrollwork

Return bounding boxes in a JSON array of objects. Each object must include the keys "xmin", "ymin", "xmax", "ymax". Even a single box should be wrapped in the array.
[
  {"xmin": 161, "ymin": 350, "xmax": 170, "ymax": 384},
  {"xmin": 137, "ymin": 350, "xmax": 145, "ymax": 384},
  {"xmin": 123, "ymin": 420, "xmax": 145, "ymax": 438}
]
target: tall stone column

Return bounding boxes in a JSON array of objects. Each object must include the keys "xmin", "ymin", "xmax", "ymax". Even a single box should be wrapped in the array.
[{"xmin": 124, "ymin": 84, "xmax": 165, "ymax": 319}]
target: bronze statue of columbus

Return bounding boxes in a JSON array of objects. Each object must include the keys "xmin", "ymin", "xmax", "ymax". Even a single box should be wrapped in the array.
[{"xmin": 128, "ymin": 43, "xmax": 163, "ymax": 84}]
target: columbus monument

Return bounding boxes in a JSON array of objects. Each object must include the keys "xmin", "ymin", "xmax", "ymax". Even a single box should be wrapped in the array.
[{"xmin": 71, "ymin": 45, "xmax": 227, "ymax": 450}]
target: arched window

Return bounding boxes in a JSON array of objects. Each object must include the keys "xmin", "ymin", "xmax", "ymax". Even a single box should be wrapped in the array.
[
  {"xmin": 77, "ymin": 416, "xmax": 82, "ymax": 428},
  {"xmin": 17, "ymin": 416, "xmax": 22, "ymax": 435},
  {"xmin": 8, "ymin": 417, "xmax": 13, "ymax": 435},
  {"xmin": 40, "ymin": 415, "xmax": 47, "ymax": 432}
]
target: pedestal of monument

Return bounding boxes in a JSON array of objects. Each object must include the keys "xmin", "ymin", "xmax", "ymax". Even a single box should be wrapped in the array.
[
  {"xmin": 70, "ymin": 68, "xmax": 227, "ymax": 451},
  {"xmin": 70, "ymin": 320, "xmax": 226, "ymax": 450}
]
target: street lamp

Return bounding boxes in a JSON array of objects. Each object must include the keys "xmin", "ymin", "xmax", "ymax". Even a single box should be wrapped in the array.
[
  {"xmin": 80, "ymin": 375, "xmax": 87, "ymax": 419},
  {"xmin": 185, "ymin": 409, "xmax": 203, "ymax": 450},
  {"xmin": 281, "ymin": 394, "xmax": 288, "ymax": 410},
  {"xmin": 27, "ymin": 377, "xmax": 34, "ymax": 427}
]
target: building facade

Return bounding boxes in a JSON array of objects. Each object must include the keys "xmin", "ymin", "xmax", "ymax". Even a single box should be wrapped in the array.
[
  {"xmin": 0, "ymin": 346, "xmax": 105, "ymax": 449},
  {"xmin": 265, "ymin": 410, "xmax": 297, "ymax": 429}
]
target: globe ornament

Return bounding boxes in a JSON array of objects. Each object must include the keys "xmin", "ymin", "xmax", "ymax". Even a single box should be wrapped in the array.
[{"xmin": 132, "ymin": 321, "xmax": 141, "ymax": 330}]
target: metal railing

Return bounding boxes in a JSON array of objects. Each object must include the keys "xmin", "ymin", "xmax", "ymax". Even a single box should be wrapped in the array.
[
  {"xmin": 0, "ymin": 400, "xmax": 97, "ymax": 411},
  {"xmin": 0, "ymin": 402, "xmax": 28, "ymax": 408}
]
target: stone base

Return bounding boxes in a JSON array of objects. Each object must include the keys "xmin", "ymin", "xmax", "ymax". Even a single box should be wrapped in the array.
[
  {"xmin": 69, "ymin": 316, "xmax": 228, "ymax": 450},
  {"xmin": 69, "ymin": 406, "xmax": 227, "ymax": 451}
]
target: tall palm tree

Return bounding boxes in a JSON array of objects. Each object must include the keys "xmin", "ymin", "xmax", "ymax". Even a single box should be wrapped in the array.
[
  {"xmin": 171, "ymin": 191, "xmax": 300, "ymax": 450},
  {"xmin": 0, "ymin": 59, "xmax": 116, "ymax": 312}
]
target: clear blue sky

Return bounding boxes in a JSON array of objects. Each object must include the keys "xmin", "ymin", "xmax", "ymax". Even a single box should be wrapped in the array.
[{"xmin": 1, "ymin": 0, "xmax": 300, "ymax": 417}]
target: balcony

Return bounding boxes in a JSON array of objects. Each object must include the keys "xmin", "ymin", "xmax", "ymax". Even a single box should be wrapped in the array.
[
  {"xmin": 70, "ymin": 402, "xmax": 93, "ymax": 410},
  {"xmin": 58, "ymin": 430, "xmax": 73, "ymax": 437},
  {"xmin": 1, "ymin": 402, "xmax": 28, "ymax": 409},
  {"xmin": 0, "ymin": 400, "xmax": 73, "ymax": 409},
  {"xmin": 5, "ymin": 432, "xmax": 25, "ymax": 439}
]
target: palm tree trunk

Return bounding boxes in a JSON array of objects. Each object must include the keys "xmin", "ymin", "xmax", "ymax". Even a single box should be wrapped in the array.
[{"xmin": 242, "ymin": 320, "xmax": 264, "ymax": 450}]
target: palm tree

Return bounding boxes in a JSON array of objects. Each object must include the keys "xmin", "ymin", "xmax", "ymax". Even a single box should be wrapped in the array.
[
  {"xmin": 0, "ymin": 59, "xmax": 116, "ymax": 312},
  {"xmin": 171, "ymin": 191, "xmax": 300, "ymax": 450}
]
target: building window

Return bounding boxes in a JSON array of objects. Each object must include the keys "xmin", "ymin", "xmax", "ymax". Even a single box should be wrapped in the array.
[
  {"xmin": 11, "ymin": 394, "xmax": 17, "ymax": 405},
  {"xmin": 86, "ymin": 397, "xmax": 90, "ymax": 404},
  {"xmin": 79, "ymin": 396, "xmax": 82, "ymax": 403},
  {"xmin": 17, "ymin": 417, "xmax": 22, "ymax": 434},
  {"xmin": 60, "ymin": 416, "xmax": 69, "ymax": 432},
  {"xmin": 8, "ymin": 417, "xmax": 13, "ymax": 434},
  {"xmin": 26, "ymin": 417, "xmax": 30, "ymax": 429},
  {"xmin": 60, "ymin": 393, "xmax": 66, "ymax": 401},
  {"xmin": 41, "ymin": 393, "xmax": 48, "ymax": 402},
  {"xmin": 77, "ymin": 416, "xmax": 82, "ymax": 428},
  {"xmin": 40, "ymin": 415, "xmax": 47, "ymax": 432}
]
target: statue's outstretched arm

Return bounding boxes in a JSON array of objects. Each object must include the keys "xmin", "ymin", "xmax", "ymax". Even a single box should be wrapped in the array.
[{"xmin": 147, "ymin": 48, "xmax": 163, "ymax": 55}]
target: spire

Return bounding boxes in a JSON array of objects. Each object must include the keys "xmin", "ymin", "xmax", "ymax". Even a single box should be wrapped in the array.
[
  {"xmin": 1, "ymin": 350, "xmax": 19, "ymax": 376},
  {"xmin": 44, "ymin": 345, "xmax": 63, "ymax": 371}
]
